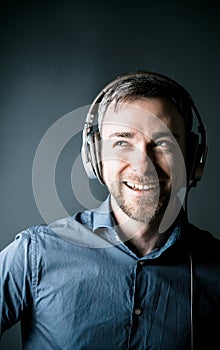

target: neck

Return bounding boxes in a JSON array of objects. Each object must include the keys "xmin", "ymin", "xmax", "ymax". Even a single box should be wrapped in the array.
[{"xmin": 110, "ymin": 196, "xmax": 173, "ymax": 257}]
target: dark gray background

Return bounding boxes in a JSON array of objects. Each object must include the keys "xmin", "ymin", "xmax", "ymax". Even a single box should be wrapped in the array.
[{"xmin": 1, "ymin": 0, "xmax": 220, "ymax": 348}]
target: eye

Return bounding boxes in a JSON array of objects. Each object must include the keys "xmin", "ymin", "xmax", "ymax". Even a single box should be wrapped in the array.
[
  {"xmin": 153, "ymin": 139, "xmax": 174, "ymax": 151},
  {"xmin": 113, "ymin": 140, "xmax": 131, "ymax": 147},
  {"xmin": 155, "ymin": 140, "xmax": 169, "ymax": 147}
]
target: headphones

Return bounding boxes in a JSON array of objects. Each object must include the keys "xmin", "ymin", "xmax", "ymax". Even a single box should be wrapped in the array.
[{"xmin": 81, "ymin": 71, "xmax": 208, "ymax": 188}]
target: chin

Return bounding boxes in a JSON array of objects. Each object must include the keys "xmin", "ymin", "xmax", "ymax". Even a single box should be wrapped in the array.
[{"xmin": 126, "ymin": 195, "xmax": 170, "ymax": 224}]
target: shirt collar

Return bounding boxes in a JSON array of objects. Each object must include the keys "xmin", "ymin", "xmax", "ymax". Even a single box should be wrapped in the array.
[
  {"xmin": 92, "ymin": 195, "xmax": 182, "ymax": 258},
  {"xmin": 92, "ymin": 195, "xmax": 114, "ymax": 231}
]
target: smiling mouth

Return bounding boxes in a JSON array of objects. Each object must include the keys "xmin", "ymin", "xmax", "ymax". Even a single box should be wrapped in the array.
[{"xmin": 123, "ymin": 181, "xmax": 158, "ymax": 191}]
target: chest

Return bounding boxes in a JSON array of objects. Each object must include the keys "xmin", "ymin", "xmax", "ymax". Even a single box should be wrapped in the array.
[{"xmin": 29, "ymin": 246, "xmax": 193, "ymax": 349}]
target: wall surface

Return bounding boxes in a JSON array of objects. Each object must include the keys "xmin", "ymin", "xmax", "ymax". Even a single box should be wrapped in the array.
[{"xmin": 0, "ymin": 0, "xmax": 220, "ymax": 348}]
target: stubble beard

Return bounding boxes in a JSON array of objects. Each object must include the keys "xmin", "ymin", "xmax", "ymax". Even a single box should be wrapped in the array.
[{"xmin": 109, "ymin": 178, "xmax": 170, "ymax": 224}]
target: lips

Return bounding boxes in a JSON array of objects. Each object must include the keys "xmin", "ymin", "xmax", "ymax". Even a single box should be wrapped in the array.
[{"xmin": 123, "ymin": 181, "xmax": 158, "ymax": 191}]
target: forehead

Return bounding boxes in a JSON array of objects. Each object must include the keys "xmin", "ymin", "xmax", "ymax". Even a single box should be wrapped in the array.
[{"xmin": 102, "ymin": 97, "xmax": 186, "ymax": 138}]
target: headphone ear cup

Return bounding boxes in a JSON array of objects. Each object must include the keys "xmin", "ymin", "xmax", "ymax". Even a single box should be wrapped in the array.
[
  {"xmin": 81, "ymin": 130, "xmax": 104, "ymax": 183},
  {"xmin": 187, "ymin": 132, "xmax": 206, "ymax": 185},
  {"xmin": 191, "ymin": 143, "xmax": 207, "ymax": 183},
  {"xmin": 81, "ymin": 140, "xmax": 97, "ymax": 180},
  {"xmin": 187, "ymin": 132, "xmax": 199, "ymax": 184},
  {"xmin": 89, "ymin": 131, "xmax": 103, "ymax": 183}
]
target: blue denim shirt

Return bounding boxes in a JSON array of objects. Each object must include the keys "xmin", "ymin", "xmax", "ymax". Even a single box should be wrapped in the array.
[{"xmin": 0, "ymin": 197, "xmax": 219, "ymax": 349}]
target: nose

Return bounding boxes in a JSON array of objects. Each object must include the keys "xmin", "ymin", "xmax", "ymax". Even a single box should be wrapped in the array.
[{"xmin": 129, "ymin": 144, "xmax": 155, "ymax": 175}]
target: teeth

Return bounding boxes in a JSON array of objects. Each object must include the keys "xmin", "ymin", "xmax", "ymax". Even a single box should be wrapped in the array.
[{"xmin": 126, "ymin": 182, "xmax": 157, "ymax": 190}]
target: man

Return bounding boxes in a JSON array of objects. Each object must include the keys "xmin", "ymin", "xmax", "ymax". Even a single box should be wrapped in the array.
[{"xmin": 0, "ymin": 71, "xmax": 219, "ymax": 350}]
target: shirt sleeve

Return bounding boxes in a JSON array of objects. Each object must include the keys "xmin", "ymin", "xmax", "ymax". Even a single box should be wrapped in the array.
[{"xmin": 0, "ymin": 230, "xmax": 34, "ymax": 336}]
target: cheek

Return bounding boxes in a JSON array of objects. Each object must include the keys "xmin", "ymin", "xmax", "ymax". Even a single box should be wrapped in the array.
[
  {"xmin": 159, "ymin": 153, "xmax": 186, "ymax": 188},
  {"xmin": 101, "ymin": 144, "xmax": 129, "ymax": 181},
  {"xmin": 155, "ymin": 153, "xmax": 184, "ymax": 179},
  {"xmin": 154, "ymin": 154, "xmax": 172, "ymax": 176},
  {"xmin": 102, "ymin": 159, "xmax": 120, "ymax": 185}
]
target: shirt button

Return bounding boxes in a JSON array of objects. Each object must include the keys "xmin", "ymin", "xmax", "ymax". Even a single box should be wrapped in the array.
[
  {"xmin": 139, "ymin": 261, "xmax": 145, "ymax": 266},
  {"xmin": 134, "ymin": 308, "xmax": 141, "ymax": 316}
]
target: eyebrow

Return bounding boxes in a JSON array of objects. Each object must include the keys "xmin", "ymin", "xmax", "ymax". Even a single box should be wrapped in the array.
[
  {"xmin": 152, "ymin": 131, "xmax": 180, "ymax": 140},
  {"xmin": 108, "ymin": 132, "xmax": 135, "ymax": 139},
  {"xmin": 108, "ymin": 131, "xmax": 180, "ymax": 140}
]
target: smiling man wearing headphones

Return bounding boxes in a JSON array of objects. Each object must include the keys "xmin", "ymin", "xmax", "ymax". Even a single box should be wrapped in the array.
[{"xmin": 0, "ymin": 71, "xmax": 220, "ymax": 350}]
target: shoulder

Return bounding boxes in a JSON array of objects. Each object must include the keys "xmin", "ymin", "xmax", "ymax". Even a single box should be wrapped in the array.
[
  {"xmin": 187, "ymin": 222, "xmax": 219, "ymax": 244},
  {"xmin": 0, "ymin": 208, "xmax": 94, "ymax": 260},
  {"xmin": 12, "ymin": 210, "xmax": 93, "ymax": 247},
  {"xmin": 0, "ymin": 225, "xmax": 51, "ymax": 263},
  {"xmin": 184, "ymin": 222, "xmax": 220, "ymax": 261}
]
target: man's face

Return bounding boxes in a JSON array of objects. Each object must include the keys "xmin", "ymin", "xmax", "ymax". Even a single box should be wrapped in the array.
[{"xmin": 101, "ymin": 97, "xmax": 186, "ymax": 224}]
